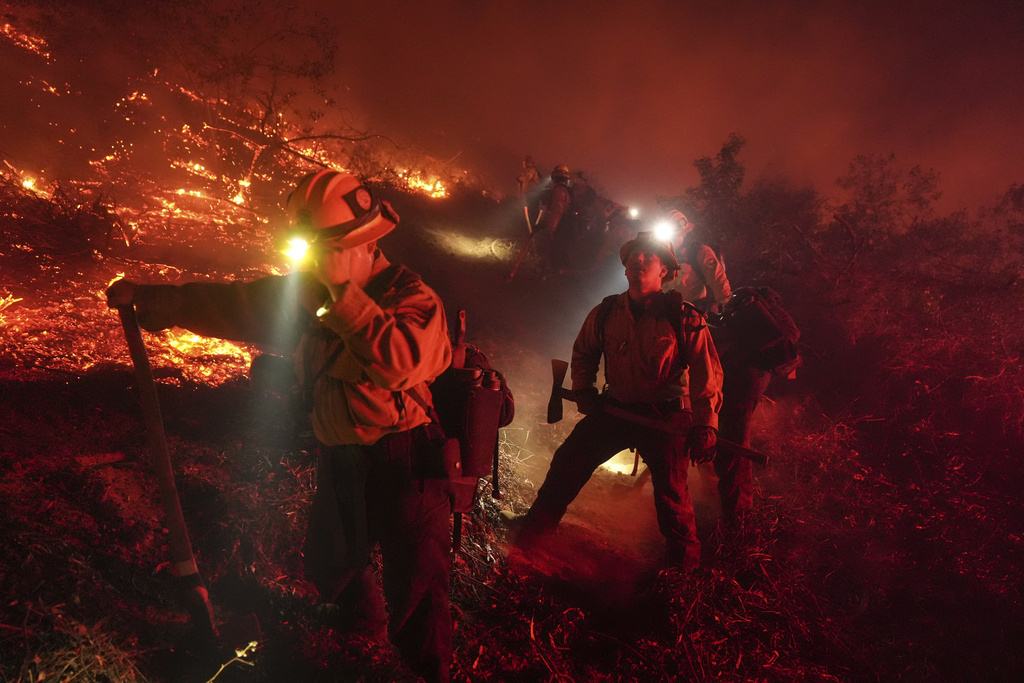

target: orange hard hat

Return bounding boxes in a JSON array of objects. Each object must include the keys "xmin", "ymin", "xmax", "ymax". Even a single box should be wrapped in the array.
[{"xmin": 285, "ymin": 169, "xmax": 398, "ymax": 247}]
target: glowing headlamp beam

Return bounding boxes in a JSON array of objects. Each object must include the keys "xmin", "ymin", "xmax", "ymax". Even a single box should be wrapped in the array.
[
  {"xmin": 284, "ymin": 237, "xmax": 310, "ymax": 262},
  {"xmin": 653, "ymin": 221, "xmax": 676, "ymax": 242}
]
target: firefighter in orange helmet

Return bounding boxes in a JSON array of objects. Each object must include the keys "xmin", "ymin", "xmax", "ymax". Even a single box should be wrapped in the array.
[{"xmin": 107, "ymin": 169, "xmax": 455, "ymax": 682}]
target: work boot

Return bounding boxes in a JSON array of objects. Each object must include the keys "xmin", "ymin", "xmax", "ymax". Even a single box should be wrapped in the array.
[
  {"xmin": 665, "ymin": 543, "xmax": 701, "ymax": 573},
  {"xmin": 498, "ymin": 509, "xmax": 526, "ymax": 526},
  {"xmin": 498, "ymin": 509, "xmax": 527, "ymax": 542}
]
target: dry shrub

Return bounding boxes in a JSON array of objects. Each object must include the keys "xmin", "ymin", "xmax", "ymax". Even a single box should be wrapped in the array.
[
  {"xmin": 3, "ymin": 604, "xmax": 148, "ymax": 683},
  {"xmin": 0, "ymin": 169, "xmax": 129, "ymax": 257}
]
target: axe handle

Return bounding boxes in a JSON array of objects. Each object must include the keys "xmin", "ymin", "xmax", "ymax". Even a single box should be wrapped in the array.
[
  {"xmin": 557, "ymin": 387, "xmax": 769, "ymax": 465},
  {"xmin": 118, "ymin": 306, "xmax": 219, "ymax": 636},
  {"xmin": 507, "ymin": 233, "xmax": 534, "ymax": 282}
]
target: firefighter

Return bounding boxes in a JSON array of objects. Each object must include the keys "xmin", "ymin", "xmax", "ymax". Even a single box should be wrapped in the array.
[
  {"xmin": 664, "ymin": 210, "xmax": 732, "ymax": 312},
  {"xmin": 710, "ymin": 287, "xmax": 800, "ymax": 531},
  {"xmin": 534, "ymin": 164, "xmax": 573, "ymax": 273},
  {"xmin": 106, "ymin": 170, "xmax": 455, "ymax": 683},
  {"xmin": 516, "ymin": 155, "xmax": 543, "ymax": 230},
  {"xmin": 511, "ymin": 232, "xmax": 723, "ymax": 571},
  {"xmin": 516, "ymin": 154, "xmax": 541, "ymax": 197},
  {"xmin": 712, "ymin": 331, "xmax": 771, "ymax": 530}
]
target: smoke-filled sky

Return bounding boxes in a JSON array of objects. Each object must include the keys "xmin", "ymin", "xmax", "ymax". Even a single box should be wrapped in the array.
[
  {"xmin": 2, "ymin": 0, "xmax": 1021, "ymax": 215},
  {"xmin": 316, "ymin": 0, "xmax": 1023, "ymax": 213}
]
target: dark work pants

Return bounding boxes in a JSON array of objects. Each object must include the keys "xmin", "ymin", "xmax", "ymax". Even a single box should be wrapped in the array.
[
  {"xmin": 302, "ymin": 433, "xmax": 453, "ymax": 683},
  {"xmin": 715, "ymin": 365, "xmax": 771, "ymax": 521},
  {"xmin": 519, "ymin": 410, "xmax": 700, "ymax": 569}
]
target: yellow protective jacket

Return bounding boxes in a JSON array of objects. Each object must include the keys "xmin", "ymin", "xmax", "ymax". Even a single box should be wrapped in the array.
[
  {"xmin": 570, "ymin": 290, "xmax": 723, "ymax": 429},
  {"xmin": 131, "ymin": 254, "xmax": 452, "ymax": 446},
  {"xmin": 301, "ymin": 257, "xmax": 451, "ymax": 446}
]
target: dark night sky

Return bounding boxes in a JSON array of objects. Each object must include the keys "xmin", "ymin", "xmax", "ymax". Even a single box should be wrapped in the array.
[{"xmin": 315, "ymin": 0, "xmax": 1024, "ymax": 213}]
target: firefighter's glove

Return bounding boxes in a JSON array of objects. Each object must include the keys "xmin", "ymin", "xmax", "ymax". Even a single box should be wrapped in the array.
[
  {"xmin": 573, "ymin": 387, "xmax": 603, "ymax": 415},
  {"xmin": 106, "ymin": 279, "xmax": 137, "ymax": 309},
  {"xmin": 685, "ymin": 426, "xmax": 718, "ymax": 464}
]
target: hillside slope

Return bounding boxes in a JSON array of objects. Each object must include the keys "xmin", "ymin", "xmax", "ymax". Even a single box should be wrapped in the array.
[{"xmin": 3, "ymin": 177, "xmax": 1023, "ymax": 682}]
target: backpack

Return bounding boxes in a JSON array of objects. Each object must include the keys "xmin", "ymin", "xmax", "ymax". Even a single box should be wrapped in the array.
[
  {"xmin": 410, "ymin": 309, "xmax": 513, "ymax": 556},
  {"xmin": 429, "ymin": 312, "xmax": 515, "ymax": 514},
  {"xmin": 719, "ymin": 286, "xmax": 801, "ymax": 376}
]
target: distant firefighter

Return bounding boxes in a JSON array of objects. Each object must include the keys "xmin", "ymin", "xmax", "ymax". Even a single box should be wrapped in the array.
[
  {"xmin": 517, "ymin": 155, "xmax": 543, "ymax": 231},
  {"xmin": 534, "ymin": 164, "xmax": 574, "ymax": 273},
  {"xmin": 516, "ymin": 154, "xmax": 541, "ymax": 197}
]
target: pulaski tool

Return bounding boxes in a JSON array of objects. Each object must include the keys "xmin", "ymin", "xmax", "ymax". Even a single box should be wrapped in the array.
[
  {"xmin": 546, "ymin": 358, "xmax": 769, "ymax": 466},
  {"xmin": 117, "ymin": 305, "xmax": 261, "ymax": 653}
]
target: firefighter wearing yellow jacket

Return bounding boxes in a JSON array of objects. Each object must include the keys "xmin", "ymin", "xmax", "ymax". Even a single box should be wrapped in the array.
[
  {"xmin": 106, "ymin": 170, "xmax": 455, "ymax": 683},
  {"xmin": 513, "ymin": 232, "xmax": 724, "ymax": 571}
]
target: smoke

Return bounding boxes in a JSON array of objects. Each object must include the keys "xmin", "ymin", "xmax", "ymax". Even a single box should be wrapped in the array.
[
  {"xmin": 5, "ymin": 1, "xmax": 1021, "ymax": 212},
  {"xmin": 311, "ymin": 0, "xmax": 1024, "ymax": 211}
]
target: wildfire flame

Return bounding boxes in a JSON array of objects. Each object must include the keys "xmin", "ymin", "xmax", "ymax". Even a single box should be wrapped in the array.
[
  {"xmin": 1, "ymin": 22, "xmax": 51, "ymax": 61},
  {"xmin": 2, "ymin": 15, "xmax": 467, "ymax": 390},
  {"xmin": 159, "ymin": 330, "xmax": 254, "ymax": 384},
  {"xmin": 396, "ymin": 169, "xmax": 448, "ymax": 198}
]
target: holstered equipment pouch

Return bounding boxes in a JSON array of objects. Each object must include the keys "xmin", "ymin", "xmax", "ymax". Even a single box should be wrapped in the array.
[{"xmin": 431, "ymin": 367, "xmax": 506, "ymax": 478}]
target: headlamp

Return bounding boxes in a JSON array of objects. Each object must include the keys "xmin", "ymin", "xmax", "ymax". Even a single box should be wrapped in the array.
[
  {"xmin": 279, "ymin": 194, "xmax": 397, "ymax": 265},
  {"xmin": 283, "ymin": 236, "xmax": 311, "ymax": 262},
  {"xmin": 653, "ymin": 220, "xmax": 676, "ymax": 243}
]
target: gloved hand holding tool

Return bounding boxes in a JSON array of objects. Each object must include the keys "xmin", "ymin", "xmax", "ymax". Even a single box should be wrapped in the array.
[
  {"xmin": 685, "ymin": 425, "xmax": 718, "ymax": 464},
  {"xmin": 109, "ymin": 280, "xmax": 260, "ymax": 655}
]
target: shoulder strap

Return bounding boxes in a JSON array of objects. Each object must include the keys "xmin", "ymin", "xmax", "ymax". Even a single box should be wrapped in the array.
[
  {"xmin": 595, "ymin": 294, "xmax": 618, "ymax": 349},
  {"xmin": 665, "ymin": 289, "xmax": 691, "ymax": 370},
  {"xmin": 406, "ymin": 385, "xmax": 440, "ymax": 423}
]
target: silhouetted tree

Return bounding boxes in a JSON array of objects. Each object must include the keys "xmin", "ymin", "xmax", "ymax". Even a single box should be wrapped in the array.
[
  {"xmin": 736, "ymin": 178, "xmax": 826, "ymax": 278},
  {"xmin": 834, "ymin": 153, "xmax": 941, "ymax": 242},
  {"xmin": 659, "ymin": 133, "xmax": 746, "ymax": 242},
  {"xmin": 687, "ymin": 133, "xmax": 747, "ymax": 239}
]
